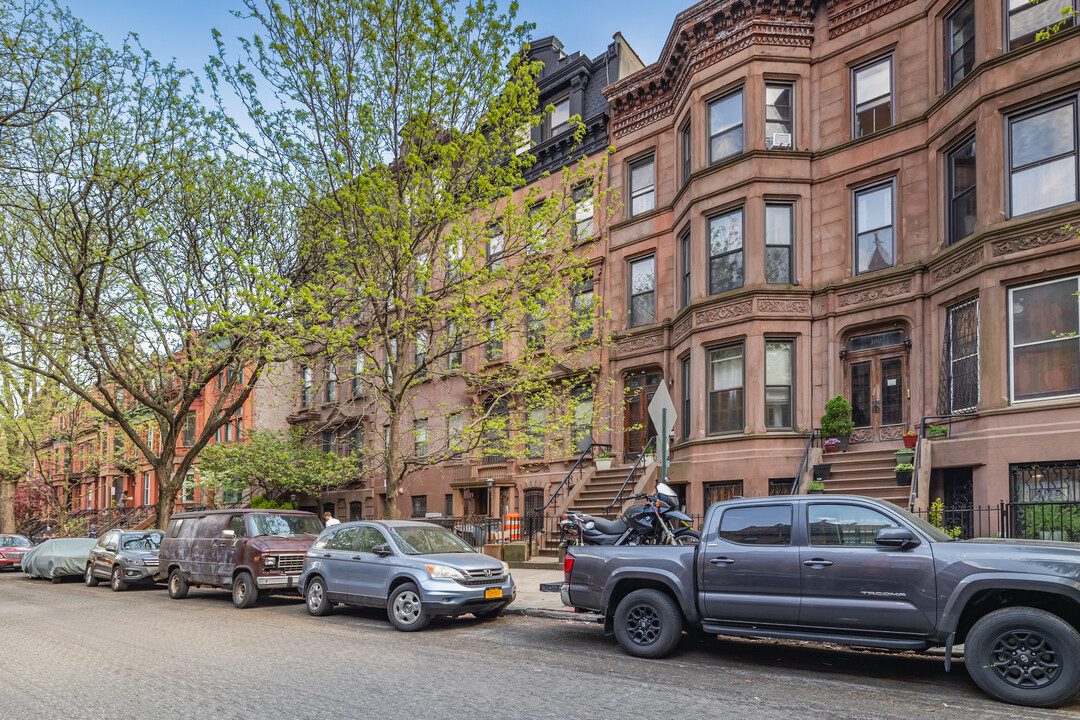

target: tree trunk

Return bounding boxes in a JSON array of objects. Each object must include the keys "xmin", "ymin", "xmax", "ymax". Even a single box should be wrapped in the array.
[
  {"xmin": 0, "ymin": 481, "xmax": 15, "ymax": 533},
  {"xmin": 384, "ymin": 416, "xmax": 400, "ymax": 520},
  {"xmin": 155, "ymin": 466, "xmax": 178, "ymax": 530}
]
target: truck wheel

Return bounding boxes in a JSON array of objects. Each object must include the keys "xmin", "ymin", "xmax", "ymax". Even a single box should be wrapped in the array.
[
  {"xmin": 966, "ymin": 606, "xmax": 1080, "ymax": 708},
  {"xmin": 387, "ymin": 583, "xmax": 430, "ymax": 631},
  {"xmin": 84, "ymin": 564, "xmax": 99, "ymax": 587},
  {"xmin": 232, "ymin": 571, "xmax": 258, "ymax": 609},
  {"xmin": 305, "ymin": 576, "xmax": 333, "ymax": 616},
  {"xmin": 168, "ymin": 569, "xmax": 188, "ymax": 599},
  {"xmin": 614, "ymin": 589, "xmax": 683, "ymax": 659}
]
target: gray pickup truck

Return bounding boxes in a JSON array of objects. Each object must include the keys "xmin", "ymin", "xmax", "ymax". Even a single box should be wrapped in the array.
[{"xmin": 562, "ymin": 494, "xmax": 1080, "ymax": 708}]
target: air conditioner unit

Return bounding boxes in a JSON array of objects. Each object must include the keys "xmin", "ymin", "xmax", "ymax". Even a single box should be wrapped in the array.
[{"xmin": 769, "ymin": 132, "xmax": 793, "ymax": 149}]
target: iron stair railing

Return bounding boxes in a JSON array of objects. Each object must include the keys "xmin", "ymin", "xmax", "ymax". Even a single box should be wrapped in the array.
[{"xmin": 604, "ymin": 436, "xmax": 656, "ymax": 516}]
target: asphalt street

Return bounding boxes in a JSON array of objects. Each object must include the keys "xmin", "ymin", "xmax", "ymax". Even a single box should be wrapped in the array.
[{"xmin": 1, "ymin": 570, "xmax": 1078, "ymax": 720}]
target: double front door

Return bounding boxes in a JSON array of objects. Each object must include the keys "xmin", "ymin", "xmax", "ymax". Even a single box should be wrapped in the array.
[
  {"xmin": 624, "ymin": 371, "xmax": 662, "ymax": 459},
  {"xmin": 845, "ymin": 331, "xmax": 909, "ymax": 443}
]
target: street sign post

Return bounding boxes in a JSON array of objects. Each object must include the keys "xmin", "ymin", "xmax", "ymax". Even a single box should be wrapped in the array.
[{"xmin": 647, "ymin": 382, "xmax": 677, "ymax": 485}]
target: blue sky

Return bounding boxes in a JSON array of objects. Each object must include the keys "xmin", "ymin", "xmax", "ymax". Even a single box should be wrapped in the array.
[{"xmin": 71, "ymin": 1, "xmax": 674, "ymax": 78}]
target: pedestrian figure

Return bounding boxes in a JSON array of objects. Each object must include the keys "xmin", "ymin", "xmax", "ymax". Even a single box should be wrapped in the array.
[{"xmin": 323, "ymin": 511, "xmax": 340, "ymax": 527}]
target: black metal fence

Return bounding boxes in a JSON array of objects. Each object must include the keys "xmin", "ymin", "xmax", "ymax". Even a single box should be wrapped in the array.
[
  {"xmin": 427, "ymin": 515, "xmax": 504, "ymax": 548},
  {"xmin": 915, "ymin": 500, "xmax": 1080, "ymax": 542}
]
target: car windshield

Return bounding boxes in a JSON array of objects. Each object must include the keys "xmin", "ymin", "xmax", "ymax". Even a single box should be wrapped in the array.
[
  {"xmin": 121, "ymin": 533, "xmax": 162, "ymax": 550},
  {"xmin": 249, "ymin": 514, "xmax": 322, "ymax": 538},
  {"xmin": 890, "ymin": 505, "xmax": 956, "ymax": 542},
  {"xmin": 1, "ymin": 535, "xmax": 31, "ymax": 547},
  {"xmin": 387, "ymin": 526, "xmax": 474, "ymax": 555}
]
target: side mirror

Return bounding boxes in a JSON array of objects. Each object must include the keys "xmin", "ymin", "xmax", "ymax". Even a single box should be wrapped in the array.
[
  {"xmin": 874, "ymin": 527, "xmax": 920, "ymax": 549},
  {"xmin": 372, "ymin": 544, "xmax": 393, "ymax": 557},
  {"xmin": 222, "ymin": 529, "xmax": 236, "ymax": 540}
]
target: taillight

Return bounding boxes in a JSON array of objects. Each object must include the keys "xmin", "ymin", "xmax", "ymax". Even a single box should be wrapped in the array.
[{"xmin": 563, "ymin": 553, "xmax": 575, "ymax": 582}]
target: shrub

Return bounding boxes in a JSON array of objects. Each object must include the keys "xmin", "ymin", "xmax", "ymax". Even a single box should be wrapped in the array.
[
  {"xmin": 929, "ymin": 498, "xmax": 963, "ymax": 539},
  {"xmin": 820, "ymin": 395, "xmax": 854, "ymax": 438},
  {"xmin": 250, "ymin": 495, "xmax": 296, "ymax": 510},
  {"xmin": 895, "ymin": 463, "xmax": 914, "ymax": 472},
  {"xmin": 809, "ymin": 480, "xmax": 825, "ymax": 491}
]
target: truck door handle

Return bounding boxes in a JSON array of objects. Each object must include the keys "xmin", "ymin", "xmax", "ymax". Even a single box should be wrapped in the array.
[
  {"xmin": 709, "ymin": 557, "xmax": 735, "ymax": 566},
  {"xmin": 321, "ymin": 553, "xmax": 331, "ymax": 558},
  {"xmin": 803, "ymin": 559, "xmax": 833, "ymax": 567},
  {"xmin": 351, "ymin": 555, "xmax": 364, "ymax": 560}
]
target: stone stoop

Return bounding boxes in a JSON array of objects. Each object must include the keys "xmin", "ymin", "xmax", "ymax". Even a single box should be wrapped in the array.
[
  {"xmin": 567, "ymin": 466, "xmax": 640, "ymax": 518},
  {"xmin": 820, "ymin": 442, "xmax": 910, "ymax": 505}
]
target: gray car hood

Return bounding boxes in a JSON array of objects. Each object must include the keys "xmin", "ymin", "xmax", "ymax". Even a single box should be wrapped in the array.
[{"xmin": 416, "ymin": 552, "xmax": 503, "ymax": 573}]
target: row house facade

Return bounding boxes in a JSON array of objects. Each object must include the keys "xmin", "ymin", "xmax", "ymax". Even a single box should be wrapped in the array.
[{"xmin": 601, "ymin": 0, "xmax": 1080, "ymax": 513}]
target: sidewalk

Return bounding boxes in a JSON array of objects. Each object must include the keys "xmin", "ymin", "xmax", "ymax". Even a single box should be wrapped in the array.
[{"xmin": 505, "ymin": 566, "xmax": 598, "ymax": 623}]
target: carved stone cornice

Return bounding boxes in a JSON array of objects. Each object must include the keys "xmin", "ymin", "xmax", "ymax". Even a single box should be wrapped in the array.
[
  {"xmin": 756, "ymin": 297, "xmax": 811, "ymax": 314},
  {"xmin": 991, "ymin": 227, "xmax": 1077, "ymax": 257},
  {"xmin": 604, "ymin": 0, "xmax": 815, "ymax": 139},
  {"xmin": 614, "ymin": 331, "xmax": 665, "ymax": 357},
  {"xmin": 673, "ymin": 314, "xmax": 693, "ymax": 345},
  {"xmin": 826, "ymin": 0, "xmax": 919, "ymax": 38},
  {"xmin": 837, "ymin": 279, "xmax": 911, "ymax": 307},
  {"xmin": 931, "ymin": 246, "xmax": 984, "ymax": 284},
  {"xmin": 695, "ymin": 299, "xmax": 754, "ymax": 327}
]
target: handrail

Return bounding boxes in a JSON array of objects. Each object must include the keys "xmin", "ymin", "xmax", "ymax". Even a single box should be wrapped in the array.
[
  {"xmin": 910, "ymin": 412, "xmax": 977, "ymax": 509},
  {"xmin": 605, "ymin": 436, "xmax": 656, "ymax": 514},
  {"xmin": 789, "ymin": 429, "xmax": 818, "ymax": 495},
  {"xmin": 540, "ymin": 442, "xmax": 612, "ymax": 512}
]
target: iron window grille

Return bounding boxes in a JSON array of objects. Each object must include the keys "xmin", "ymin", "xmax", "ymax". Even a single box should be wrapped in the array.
[{"xmin": 938, "ymin": 297, "xmax": 980, "ymax": 414}]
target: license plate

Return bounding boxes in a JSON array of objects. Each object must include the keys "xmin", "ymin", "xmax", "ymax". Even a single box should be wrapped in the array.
[{"xmin": 485, "ymin": 588, "xmax": 502, "ymax": 599}]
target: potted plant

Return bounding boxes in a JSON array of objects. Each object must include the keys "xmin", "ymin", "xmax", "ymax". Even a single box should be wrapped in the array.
[
  {"xmin": 820, "ymin": 395, "xmax": 855, "ymax": 451},
  {"xmin": 902, "ymin": 430, "xmax": 918, "ymax": 449},
  {"xmin": 895, "ymin": 462, "xmax": 914, "ymax": 486},
  {"xmin": 895, "ymin": 448, "xmax": 915, "ymax": 466},
  {"xmin": 808, "ymin": 480, "xmax": 825, "ymax": 495},
  {"xmin": 594, "ymin": 450, "xmax": 613, "ymax": 471},
  {"xmin": 823, "ymin": 437, "xmax": 841, "ymax": 454},
  {"xmin": 926, "ymin": 425, "xmax": 949, "ymax": 440}
]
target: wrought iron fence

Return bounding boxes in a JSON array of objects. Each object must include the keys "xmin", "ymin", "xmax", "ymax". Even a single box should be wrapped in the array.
[
  {"xmin": 427, "ymin": 515, "xmax": 503, "ymax": 548},
  {"xmin": 915, "ymin": 500, "xmax": 1080, "ymax": 542}
]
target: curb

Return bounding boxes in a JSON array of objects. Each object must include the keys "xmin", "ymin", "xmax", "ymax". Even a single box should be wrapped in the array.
[{"xmin": 506, "ymin": 606, "xmax": 601, "ymax": 623}]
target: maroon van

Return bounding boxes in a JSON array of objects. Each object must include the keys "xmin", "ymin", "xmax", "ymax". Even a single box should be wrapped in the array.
[{"xmin": 157, "ymin": 509, "xmax": 322, "ymax": 608}]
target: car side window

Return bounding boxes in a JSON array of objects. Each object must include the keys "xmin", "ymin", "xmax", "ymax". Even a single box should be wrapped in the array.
[
  {"xmin": 329, "ymin": 527, "xmax": 358, "ymax": 551},
  {"xmin": 356, "ymin": 527, "xmax": 388, "ymax": 554},
  {"xmin": 168, "ymin": 519, "xmax": 184, "ymax": 538},
  {"xmin": 104, "ymin": 532, "xmax": 118, "ymax": 551},
  {"xmin": 228, "ymin": 516, "xmax": 247, "ymax": 538},
  {"xmin": 808, "ymin": 504, "xmax": 899, "ymax": 546},
  {"xmin": 313, "ymin": 532, "xmax": 333, "ymax": 550},
  {"xmin": 718, "ymin": 505, "xmax": 792, "ymax": 545}
]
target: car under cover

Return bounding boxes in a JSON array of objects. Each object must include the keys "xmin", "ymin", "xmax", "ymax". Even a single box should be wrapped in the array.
[{"xmin": 22, "ymin": 538, "xmax": 99, "ymax": 579}]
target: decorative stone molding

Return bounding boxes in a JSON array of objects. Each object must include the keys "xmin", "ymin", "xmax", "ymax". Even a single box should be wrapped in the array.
[
  {"xmin": 849, "ymin": 428, "xmax": 873, "ymax": 443},
  {"xmin": 991, "ymin": 227, "xmax": 1076, "ymax": 257},
  {"xmin": 837, "ymin": 280, "xmax": 911, "ymax": 307},
  {"xmin": 757, "ymin": 298, "xmax": 811, "ymax": 314},
  {"xmin": 605, "ymin": 0, "xmax": 815, "ymax": 139},
  {"xmin": 673, "ymin": 315, "xmax": 693, "ymax": 345},
  {"xmin": 932, "ymin": 247, "xmax": 984, "ymax": 284},
  {"xmin": 879, "ymin": 425, "xmax": 906, "ymax": 441},
  {"xmin": 615, "ymin": 332, "xmax": 665, "ymax": 355},
  {"xmin": 826, "ymin": 0, "xmax": 919, "ymax": 38},
  {"xmin": 695, "ymin": 300, "xmax": 754, "ymax": 327}
]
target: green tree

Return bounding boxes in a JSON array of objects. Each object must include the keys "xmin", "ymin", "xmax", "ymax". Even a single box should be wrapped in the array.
[{"xmin": 211, "ymin": 0, "xmax": 614, "ymax": 518}]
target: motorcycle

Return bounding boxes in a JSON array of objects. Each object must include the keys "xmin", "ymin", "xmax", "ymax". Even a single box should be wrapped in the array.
[{"xmin": 560, "ymin": 483, "xmax": 700, "ymax": 546}]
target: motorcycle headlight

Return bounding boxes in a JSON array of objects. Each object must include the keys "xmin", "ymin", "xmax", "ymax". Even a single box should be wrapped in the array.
[
  {"xmin": 425, "ymin": 564, "xmax": 466, "ymax": 581},
  {"xmin": 264, "ymin": 556, "xmax": 277, "ymax": 568}
]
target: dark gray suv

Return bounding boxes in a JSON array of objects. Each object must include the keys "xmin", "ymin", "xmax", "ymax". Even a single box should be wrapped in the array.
[{"xmin": 84, "ymin": 530, "xmax": 163, "ymax": 591}]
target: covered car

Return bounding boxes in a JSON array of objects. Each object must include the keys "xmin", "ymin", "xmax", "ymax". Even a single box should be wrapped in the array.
[{"xmin": 22, "ymin": 538, "xmax": 98, "ymax": 583}]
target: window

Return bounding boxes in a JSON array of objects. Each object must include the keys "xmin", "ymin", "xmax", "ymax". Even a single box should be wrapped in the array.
[
  {"xmin": 352, "ymin": 353, "xmax": 365, "ymax": 396},
  {"xmin": 515, "ymin": 123, "xmax": 531, "ymax": 156},
  {"xmin": 142, "ymin": 472, "xmax": 151, "ymax": 506},
  {"xmin": 527, "ymin": 408, "xmax": 546, "ymax": 459},
  {"xmin": 768, "ymin": 479, "xmax": 794, "ymax": 496},
  {"xmin": 704, "ymin": 479, "xmax": 743, "ymax": 506},
  {"xmin": 325, "ymin": 363, "xmax": 337, "ymax": 403},
  {"xmin": 765, "ymin": 83, "xmax": 793, "ymax": 147},
  {"xmin": 573, "ymin": 280, "xmax": 594, "ymax": 340},
  {"xmin": 182, "ymin": 412, "xmax": 196, "ymax": 446},
  {"xmin": 1009, "ymin": 276, "xmax": 1080, "ymax": 402},
  {"xmin": 301, "ymin": 365, "xmax": 312, "ymax": 407},
  {"xmin": 527, "ymin": 202, "xmax": 545, "ymax": 255},
  {"xmin": 415, "ymin": 331, "xmax": 428, "ymax": 377},
  {"xmin": 414, "ymin": 420, "xmax": 428, "ymax": 458},
  {"xmin": 350, "ymin": 427, "xmax": 364, "ymax": 467},
  {"xmin": 233, "ymin": 414, "xmax": 243, "ymax": 442},
  {"xmin": 319, "ymin": 430, "xmax": 334, "ymax": 454},
  {"xmin": 574, "ymin": 184, "xmax": 594, "ymax": 240},
  {"xmin": 485, "ymin": 318, "xmax": 502, "ymax": 362},
  {"xmin": 182, "ymin": 473, "xmax": 195, "ymax": 503},
  {"xmin": 709, "ymin": 90, "xmax": 743, "ymax": 163},
  {"xmin": 765, "ymin": 203, "xmax": 794, "ymax": 284},
  {"xmin": 226, "ymin": 364, "xmax": 243, "ymax": 387},
  {"xmin": 526, "ymin": 303, "xmax": 545, "ymax": 352},
  {"xmin": 764, "ymin": 341, "xmax": 794, "ymax": 430},
  {"xmin": 808, "ymin": 504, "xmax": 898, "ymax": 546},
  {"xmin": 680, "ymin": 229, "xmax": 691, "ymax": 307},
  {"xmin": 1008, "ymin": 99, "xmax": 1078, "ymax": 217},
  {"xmin": 446, "ymin": 237, "xmax": 463, "ymax": 283},
  {"xmin": 854, "ymin": 181, "xmax": 895, "ymax": 274},
  {"xmin": 330, "ymin": 526, "xmax": 358, "ymax": 550},
  {"xmin": 486, "ymin": 226, "xmax": 504, "ymax": 269},
  {"xmin": 550, "ymin": 96, "xmax": 570, "ymax": 135},
  {"xmin": 411, "ymin": 495, "xmax": 428, "ymax": 518},
  {"xmin": 445, "ymin": 494, "xmax": 454, "ymax": 517},
  {"xmin": 447, "ymin": 413, "xmax": 463, "ymax": 460},
  {"xmin": 945, "ymin": 0, "xmax": 975, "ymax": 90},
  {"xmin": 708, "ymin": 208, "xmax": 744, "ymax": 294},
  {"xmin": 947, "ymin": 136, "xmax": 977, "ymax": 245},
  {"xmin": 628, "ymin": 155, "xmax": 655, "ymax": 217},
  {"xmin": 719, "ymin": 505, "xmax": 792, "ymax": 545},
  {"xmin": 681, "ymin": 355, "xmax": 691, "ymax": 440},
  {"xmin": 944, "ymin": 298, "xmax": 980, "ymax": 413},
  {"xmin": 680, "ymin": 122, "xmax": 691, "ymax": 183},
  {"xmin": 1007, "ymin": 0, "xmax": 1074, "ymax": 50},
  {"xmin": 709, "ymin": 343, "xmax": 744, "ymax": 434},
  {"xmin": 628, "ymin": 255, "xmax": 656, "ymax": 327},
  {"xmin": 447, "ymin": 324, "xmax": 462, "ymax": 369},
  {"xmin": 853, "ymin": 56, "xmax": 892, "ymax": 138},
  {"xmin": 572, "ymin": 385, "xmax": 594, "ymax": 454}
]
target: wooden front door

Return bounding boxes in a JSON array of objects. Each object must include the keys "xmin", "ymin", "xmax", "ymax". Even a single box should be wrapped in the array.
[
  {"xmin": 624, "ymin": 371, "xmax": 663, "ymax": 459},
  {"xmin": 845, "ymin": 330, "xmax": 909, "ymax": 443}
]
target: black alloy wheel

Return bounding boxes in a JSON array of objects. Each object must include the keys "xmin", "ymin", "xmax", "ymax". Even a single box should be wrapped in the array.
[{"xmin": 613, "ymin": 589, "xmax": 683, "ymax": 659}]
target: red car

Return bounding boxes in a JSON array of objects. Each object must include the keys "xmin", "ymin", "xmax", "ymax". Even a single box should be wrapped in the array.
[{"xmin": 0, "ymin": 534, "xmax": 34, "ymax": 571}]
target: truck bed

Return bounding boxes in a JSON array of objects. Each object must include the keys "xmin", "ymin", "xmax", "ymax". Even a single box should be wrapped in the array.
[{"xmin": 565, "ymin": 544, "xmax": 698, "ymax": 619}]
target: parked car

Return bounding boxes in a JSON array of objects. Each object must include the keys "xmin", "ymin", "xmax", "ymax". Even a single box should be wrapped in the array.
[
  {"xmin": 21, "ymin": 538, "xmax": 98, "ymax": 583},
  {"xmin": 563, "ymin": 494, "xmax": 1080, "ymax": 709},
  {"xmin": 0, "ymin": 534, "xmax": 34, "ymax": 571},
  {"xmin": 299, "ymin": 520, "xmax": 516, "ymax": 631},
  {"xmin": 158, "ymin": 508, "xmax": 322, "ymax": 608},
  {"xmin": 84, "ymin": 529, "xmax": 164, "ymax": 591}
]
